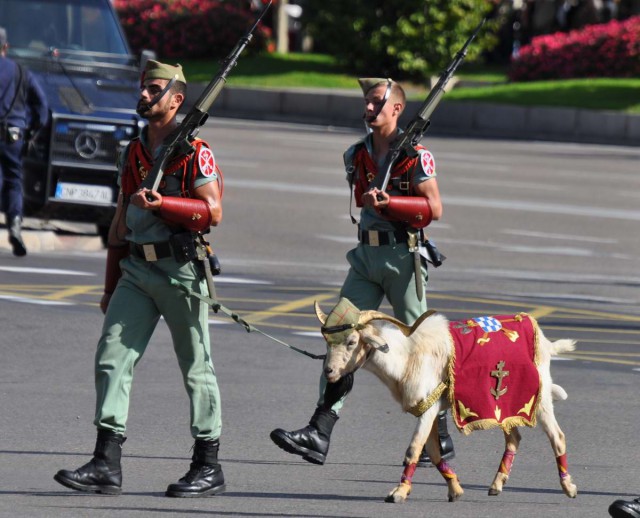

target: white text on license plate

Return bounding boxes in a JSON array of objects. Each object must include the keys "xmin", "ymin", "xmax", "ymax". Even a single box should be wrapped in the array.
[{"xmin": 54, "ymin": 183, "xmax": 113, "ymax": 204}]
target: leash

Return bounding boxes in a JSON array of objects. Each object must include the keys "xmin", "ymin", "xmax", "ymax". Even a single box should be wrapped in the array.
[{"xmin": 165, "ymin": 275, "xmax": 326, "ymax": 361}]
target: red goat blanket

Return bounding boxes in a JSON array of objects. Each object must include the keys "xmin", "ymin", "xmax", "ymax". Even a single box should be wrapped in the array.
[{"xmin": 447, "ymin": 313, "xmax": 541, "ymax": 435}]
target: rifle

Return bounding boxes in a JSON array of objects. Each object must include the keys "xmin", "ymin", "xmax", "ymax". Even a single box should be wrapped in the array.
[
  {"xmin": 378, "ymin": 18, "xmax": 485, "ymax": 194},
  {"xmin": 140, "ymin": 1, "xmax": 272, "ymax": 194}
]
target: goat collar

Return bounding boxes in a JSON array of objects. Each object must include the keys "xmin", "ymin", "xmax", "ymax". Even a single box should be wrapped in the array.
[{"xmin": 407, "ymin": 382, "xmax": 448, "ymax": 417}]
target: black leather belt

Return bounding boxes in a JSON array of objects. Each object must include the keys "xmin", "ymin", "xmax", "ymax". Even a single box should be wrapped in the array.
[
  {"xmin": 358, "ymin": 229, "xmax": 408, "ymax": 246},
  {"xmin": 130, "ymin": 241, "xmax": 173, "ymax": 261}
]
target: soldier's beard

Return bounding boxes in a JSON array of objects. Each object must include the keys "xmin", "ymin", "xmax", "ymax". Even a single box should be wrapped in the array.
[{"xmin": 136, "ymin": 99, "xmax": 152, "ymax": 117}]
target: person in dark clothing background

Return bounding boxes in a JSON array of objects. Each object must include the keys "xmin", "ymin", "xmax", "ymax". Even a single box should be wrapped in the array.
[{"xmin": 0, "ymin": 26, "xmax": 48, "ymax": 256}]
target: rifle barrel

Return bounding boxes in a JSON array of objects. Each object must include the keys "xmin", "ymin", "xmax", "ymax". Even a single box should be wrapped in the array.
[
  {"xmin": 140, "ymin": 1, "xmax": 272, "ymax": 194},
  {"xmin": 194, "ymin": 1, "xmax": 272, "ymax": 119},
  {"xmin": 377, "ymin": 18, "xmax": 485, "ymax": 194}
]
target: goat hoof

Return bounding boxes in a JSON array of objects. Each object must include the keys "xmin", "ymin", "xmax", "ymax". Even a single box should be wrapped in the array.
[
  {"xmin": 385, "ymin": 485, "xmax": 409, "ymax": 503},
  {"xmin": 488, "ymin": 487, "xmax": 501, "ymax": 496},
  {"xmin": 447, "ymin": 489, "xmax": 463, "ymax": 502},
  {"xmin": 561, "ymin": 476, "xmax": 578, "ymax": 498},
  {"xmin": 384, "ymin": 493, "xmax": 407, "ymax": 504}
]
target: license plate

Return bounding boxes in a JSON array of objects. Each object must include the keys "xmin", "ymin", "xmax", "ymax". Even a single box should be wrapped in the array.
[{"xmin": 54, "ymin": 182, "xmax": 113, "ymax": 204}]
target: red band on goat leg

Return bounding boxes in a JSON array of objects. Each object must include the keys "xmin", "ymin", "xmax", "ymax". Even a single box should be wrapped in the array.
[
  {"xmin": 158, "ymin": 197, "xmax": 213, "ymax": 232},
  {"xmin": 104, "ymin": 244, "xmax": 129, "ymax": 294},
  {"xmin": 436, "ymin": 460, "xmax": 457, "ymax": 481},
  {"xmin": 499, "ymin": 450, "xmax": 516, "ymax": 475},
  {"xmin": 400, "ymin": 463, "xmax": 417, "ymax": 486},
  {"xmin": 556, "ymin": 453, "xmax": 569, "ymax": 479}
]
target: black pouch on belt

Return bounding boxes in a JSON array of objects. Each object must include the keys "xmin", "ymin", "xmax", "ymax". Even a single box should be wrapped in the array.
[
  {"xmin": 169, "ymin": 232, "xmax": 198, "ymax": 262},
  {"xmin": 424, "ymin": 239, "xmax": 446, "ymax": 268}
]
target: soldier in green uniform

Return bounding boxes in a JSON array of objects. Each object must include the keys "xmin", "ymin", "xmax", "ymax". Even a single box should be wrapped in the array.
[
  {"xmin": 54, "ymin": 60, "xmax": 226, "ymax": 498},
  {"xmin": 270, "ymin": 78, "xmax": 455, "ymax": 466}
]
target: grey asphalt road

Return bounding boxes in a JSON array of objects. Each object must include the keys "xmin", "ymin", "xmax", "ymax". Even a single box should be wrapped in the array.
[{"xmin": 0, "ymin": 118, "xmax": 639, "ymax": 518}]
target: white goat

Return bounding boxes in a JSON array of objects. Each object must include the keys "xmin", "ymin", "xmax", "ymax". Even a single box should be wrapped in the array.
[{"xmin": 315, "ymin": 299, "xmax": 577, "ymax": 503}]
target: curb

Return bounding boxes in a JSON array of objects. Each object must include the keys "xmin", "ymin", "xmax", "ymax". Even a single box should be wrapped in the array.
[
  {"xmin": 0, "ymin": 216, "xmax": 103, "ymax": 256},
  {"xmin": 188, "ymin": 84, "xmax": 640, "ymax": 147}
]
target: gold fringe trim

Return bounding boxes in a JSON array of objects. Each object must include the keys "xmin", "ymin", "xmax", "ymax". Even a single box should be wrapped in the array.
[
  {"xmin": 407, "ymin": 382, "xmax": 448, "ymax": 417},
  {"xmin": 457, "ymin": 415, "xmax": 538, "ymax": 436}
]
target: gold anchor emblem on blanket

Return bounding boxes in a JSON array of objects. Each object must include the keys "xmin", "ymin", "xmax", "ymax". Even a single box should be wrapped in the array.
[{"xmin": 490, "ymin": 360, "xmax": 509, "ymax": 400}]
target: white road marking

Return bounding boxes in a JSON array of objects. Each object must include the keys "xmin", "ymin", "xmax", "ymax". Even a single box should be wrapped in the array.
[
  {"xmin": 447, "ymin": 267, "xmax": 640, "ymax": 285},
  {"xmin": 225, "ymin": 178, "xmax": 343, "ymax": 196},
  {"xmin": 213, "ymin": 276, "xmax": 272, "ymax": 285},
  {"xmin": 0, "ymin": 295, "xmax": 73, "ymax": 305},
  {"xmin": 444, "ymin": 195, "xmax": 640, "ymax": 222},
  {"xmin": 0, "ymin": 266, "xmax": 93, "ymax": 276},
  {"xmin": 440, "ymin": 162, "xmax": 511, "ymax": 172},
  {"xmin": 434, "ymin": 237, "xmax": 600, "ymax": 257},
  {"xmin": 223, "ymin": 178, "xmax": 640, "ymax": 222},
  {"xmin": 317, "ymin": 234, "xmax": 357, "ymax": 244},
  {"xmin": 293, "ymin": 331, "xmax": 323, "ymax": 338},
  {"xmin": 500, "ymin": 245, "xmax": 595, "ymax": 256},
  {"xmin": 501, "ymin": 229, "xmax": 618, "ymax": 244},
  {"xmin": 448, "ymin": 177, "xmax": 557, "ymax": 189}
]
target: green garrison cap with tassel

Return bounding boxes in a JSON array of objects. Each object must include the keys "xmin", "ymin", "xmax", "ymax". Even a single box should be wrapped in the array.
[{"xmin": 141, "ymin": 59, "xmax": 186, "ymax": 85}]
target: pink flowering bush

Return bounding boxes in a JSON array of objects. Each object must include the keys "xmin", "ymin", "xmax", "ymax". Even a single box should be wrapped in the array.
[
  {"xmin": 510, "ymin": 16, "xmax": 640, "ymax": 81},
  {"xmin": 114, "ymin": 0, "xmax": 272, "ymax": 60}
]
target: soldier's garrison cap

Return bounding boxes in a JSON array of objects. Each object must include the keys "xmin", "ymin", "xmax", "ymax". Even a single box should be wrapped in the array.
[
  {"xmin": 322, "ymin": 298, "xmax": 362, "ymax": 347},
  {"xmin": 0, "ymin": 27, "xmax": 7, "ymax": 47},
  {"xmin": 358, "ymin": 77, "xmax": 394, "ymax": 95},
  {"xmin": 141, "ymin": 59, "xmax": 186, "ymax": 85}
]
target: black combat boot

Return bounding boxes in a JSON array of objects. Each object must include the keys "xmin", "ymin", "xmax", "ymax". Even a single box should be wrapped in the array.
[
  {"xmin": 166, "ymin": 438, "xmax": 226, "ymax": 497},
  {"xmin": 417, "ymin": 411, "xmax": 455, "ymax": 467},
  {"xmin": 609, "ymin": 497, "xmax": 640, "ymax": 518},
  {"xmin": 270, "ymin": 407, "xmax": 339, "ymax": 465},
  {"xmin": 8, "ymin": 215, "xmax": 27, "ymax": 257},
  {"xmin": 54, "ymin": 429, "xmax": 125, "ymax": 494}
]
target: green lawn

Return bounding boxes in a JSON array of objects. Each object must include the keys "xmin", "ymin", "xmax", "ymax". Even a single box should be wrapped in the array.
[
  {"xmin": 180, "ymin": 52, "xmax": 640, "ymax": 113},
  {"xmin": 447, "ymin": 78, "xmax": 640, "ymax": 113},
  {"xmin": 181, "ymin": 53, "xmax": 356, "ymax": 89}
]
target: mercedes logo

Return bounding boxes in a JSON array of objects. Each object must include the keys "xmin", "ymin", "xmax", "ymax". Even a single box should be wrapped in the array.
[{"xmin": 74, "ymin": 132, "xmax": 99, "ymax": 159}]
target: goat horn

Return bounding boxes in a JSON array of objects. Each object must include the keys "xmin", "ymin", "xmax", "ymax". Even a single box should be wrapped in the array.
[
  {"xmin": 314, "ymin": 301, "xmax": 327, "ymax": 325},
  {"xmin": 358, "ymin": 310, "xmax": 401, "ymax": 326},
  {"xmin": 357, "ymin": 310, "xmax": 412, "ymax": 336}
]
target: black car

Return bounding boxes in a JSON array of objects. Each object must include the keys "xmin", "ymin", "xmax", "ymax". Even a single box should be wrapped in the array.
[{"xmin": 1, "ymin": 0, "xmax": 146, "ymax": 242}]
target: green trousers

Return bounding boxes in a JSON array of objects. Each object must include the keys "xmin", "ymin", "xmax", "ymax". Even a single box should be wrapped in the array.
[
  {"xmin": 317, "ymin": 242, "xmax": 428, "ymax": 411},
  {"xmin": 94, "ymin": 255, "xmax": 221, "ymax": 440}
]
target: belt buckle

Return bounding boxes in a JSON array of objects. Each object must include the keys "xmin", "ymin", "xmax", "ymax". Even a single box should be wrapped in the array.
[
  {"xmin": 369, "ymin": 231, "xmax": 380, "ymax": 247},
  {"xmin": 399, "ymin": 181, "xmax": 410, "ymax": 191},
  {"xmin": 142, "ymin": 244, "xmax": 158, "ymax": 261}
]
